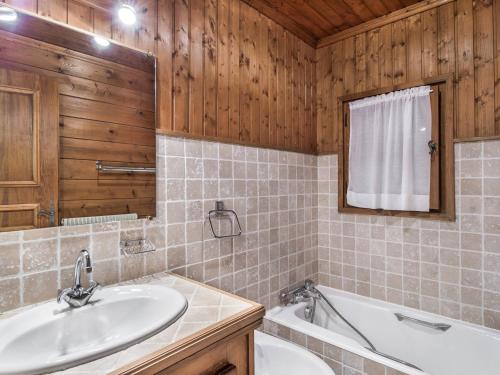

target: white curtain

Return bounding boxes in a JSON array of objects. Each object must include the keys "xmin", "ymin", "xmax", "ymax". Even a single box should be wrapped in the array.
[{"xmin": 347, "ymin": 86, "xmax": 432, "ymax": 212}]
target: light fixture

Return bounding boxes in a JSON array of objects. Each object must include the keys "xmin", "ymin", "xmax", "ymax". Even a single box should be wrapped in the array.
[
  {"xmin": 118, "ymin": 4, "xmax": 136, "ymax": 25},
  {"xmin": 0, "ymin": 6, "xmax": 18, "ymax": 22},
  {"xmin": 94, "ymin": 35, "xmax": 110, "ymax": 47}
]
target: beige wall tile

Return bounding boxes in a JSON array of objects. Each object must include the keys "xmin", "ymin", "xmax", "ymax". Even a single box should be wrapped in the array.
[
  {"xmin": 0, "ymin": 231, "xmax": 21, "ymax": 243},
  {"xmin": 0, "ymin": 278, "xmax": 20, "ymax": 312},
  {"xmin": 0, "ymin": 243, "xmax": 20, "ymax": 277},
  {"xmin": 23, "ymin": 271, "xmax": 57, "ymax": 305},
  {"xmin": 89, "ymin": 260, "xmax": 118, "ymax": 286},
  {"xmin": 484, "ymin": 178, "xmax": 500, "ymax": 196},
  {"xmin": 120, "ymin": 256, "xmax": 145, "ymax": 281},
  {"xmin": 484, "ymin": 309, "xmax": 500, "ymax": 330},
  {"xmin": 22, "ymin": 240, "xmax": 57, "ymax": 273},
  {"xmin": 60, "ymin": 236, "xmax": 90, "ymax": 267},
  {"xmin": 23, "ymin": 227, "xmax": 58, "ymax": 241},
  {"xmin": 484, "ymin": 141, "xmax": 500, "ymax": 157},
  {"xmin": 92, "ymin": 232, "xmax": 119, "ymax": 260},
  {"xmin": 59, "ymin": 225, "xmax": 90, "ymax": 237},
  {"xmin": 461, "ymin": 179, "xmax": 482, "ymax": 195}
]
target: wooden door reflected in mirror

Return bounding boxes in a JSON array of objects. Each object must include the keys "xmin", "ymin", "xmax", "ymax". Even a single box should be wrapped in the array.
[
  {"xmin": 0, "ymin": 68, "xmax": 58, "ymax": 231},
  {"xmin": 0, "ymin": 7, "xmax": 156, "ymax": 232}
]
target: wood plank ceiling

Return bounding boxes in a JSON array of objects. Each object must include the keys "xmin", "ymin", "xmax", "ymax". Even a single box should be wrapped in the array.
[{"xmin": 242, "ymin": 0, "xmax": 421, "ymax": 45}]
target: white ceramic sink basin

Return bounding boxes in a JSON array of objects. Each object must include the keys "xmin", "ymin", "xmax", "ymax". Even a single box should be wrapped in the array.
[{"xmin": 0, "ymin": 284, "xmax": 187, "ymax": 375}]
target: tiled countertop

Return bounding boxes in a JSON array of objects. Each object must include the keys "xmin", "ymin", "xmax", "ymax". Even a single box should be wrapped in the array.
[{"xmin": 0, "ymin": 272, "xmax": 253, "ymax": 375}]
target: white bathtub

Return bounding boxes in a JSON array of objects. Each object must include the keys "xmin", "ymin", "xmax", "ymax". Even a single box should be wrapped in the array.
[
  {"xmin": 254, "ymin": 331, "xmax": 334, "ymax": 375},
  {"xmin": 267, "ymin": 285, "xmax": 500, "ymax": 375}
]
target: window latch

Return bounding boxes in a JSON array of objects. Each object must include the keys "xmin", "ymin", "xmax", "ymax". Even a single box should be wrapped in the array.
[{"xmin": 428, "ymin": 140, "xmax": 437, "ymax": 156}]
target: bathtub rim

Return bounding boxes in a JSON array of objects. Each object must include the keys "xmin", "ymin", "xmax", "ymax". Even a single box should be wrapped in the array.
[
  {"xmin": 266, "ymin": 284, "xmax": 500, "ymax": 375},
  {"xmin": 254, "ymin": 330, "xmax": 335, "ymax": 375}
]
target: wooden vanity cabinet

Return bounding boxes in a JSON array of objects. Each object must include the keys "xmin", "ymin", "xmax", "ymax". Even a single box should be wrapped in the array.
[
  {"xmin": 159, "ymin": 330, "xmax": 253, "ymax": 375},
  {"xmin": 112, "ymin": 301, "xmax": 264, "ymax": 375}
]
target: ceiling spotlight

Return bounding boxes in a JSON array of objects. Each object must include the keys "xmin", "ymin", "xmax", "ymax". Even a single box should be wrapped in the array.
[
  {"xmin": 118, "ymin": 4, "xmax": 136, "ymax": 25},
  {"xmin": 94, "ymin": 35, "xmax": 110, "ymax": 47},
  {"xmin": 0, "ymin": 6, "xmax": 18, "ymax": 22}
]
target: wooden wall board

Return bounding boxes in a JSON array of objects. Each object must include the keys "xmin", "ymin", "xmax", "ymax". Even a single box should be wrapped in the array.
[
  {"xmin": 0, "ymin": 29, "xmax": 155, "ymax": 220},
  {"xmin": 2, "ymin": 0, "xmax": 317, "ymax": 155},
  {"xmin": 5, "ymin": 0, "xmax": 499, "ymax": 155},
  {"xmin": 316, "ymin": 0, "xmax": 500, "ymax": 154}
]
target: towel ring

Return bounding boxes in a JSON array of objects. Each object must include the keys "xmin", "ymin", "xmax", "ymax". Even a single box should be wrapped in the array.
[{"xmin": 208, "ymin": 201, "xmax": 242, "ymax": 239}]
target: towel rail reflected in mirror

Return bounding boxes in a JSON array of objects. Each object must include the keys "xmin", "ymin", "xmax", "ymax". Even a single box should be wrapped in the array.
[
  {"xmin": 96, "ymin": 161, "xmax": 156, "ymax": 174},
  {"xmin": 0, "ymin": 7, "xmax": 157, "ymax": 231}
]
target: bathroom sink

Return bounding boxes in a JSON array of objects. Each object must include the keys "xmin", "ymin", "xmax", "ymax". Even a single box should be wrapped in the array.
[{"xmin": 0, "ymin": 284, "xmax": 188, "ymax": 375}]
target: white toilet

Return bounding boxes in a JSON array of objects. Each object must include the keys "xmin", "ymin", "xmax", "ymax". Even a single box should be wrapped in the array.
[{"xmin": 254, "ymin": 331, "xmax": 335, "ymax": 375}]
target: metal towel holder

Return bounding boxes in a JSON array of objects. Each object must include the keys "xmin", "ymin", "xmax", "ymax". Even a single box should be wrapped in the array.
[
  {"xmin": 96, "ymin": 160, "xmax": 156, "ymax": 174},
  {"xmin": 208, "ymin": 201, "xmax": 242, "ymax": 239}
]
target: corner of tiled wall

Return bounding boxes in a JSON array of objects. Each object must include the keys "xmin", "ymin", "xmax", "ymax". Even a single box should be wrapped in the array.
[{"xmin": 157, "ymin": 135, "xmax": 319, "ymax": 309}]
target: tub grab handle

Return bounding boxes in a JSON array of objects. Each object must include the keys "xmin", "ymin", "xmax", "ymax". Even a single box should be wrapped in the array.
[{"xmin": 395, "ymin": 313, "xmax": 451, "ymax": 331}]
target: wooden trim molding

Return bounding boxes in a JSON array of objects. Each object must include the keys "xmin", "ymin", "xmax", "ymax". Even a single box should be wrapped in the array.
[
  {"xmin": 0, "ymin": 85, "xmax": 40, "ymax": 187},
  {"xmin": 156, "ymin": 129, "xmax": 318, "ymax": 155},
  {"xmin": 317, "ymin": 0, "xmax": 455, "ymax": 48},
  {"xmin": 0, "ymin": 204, "xmax": 39, "ymax": 232},
  {"xmin": 454, "ymin": 135, "xmax": 500, "ymax": 143}
]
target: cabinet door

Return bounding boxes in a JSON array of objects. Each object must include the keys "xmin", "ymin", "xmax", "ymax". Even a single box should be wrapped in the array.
[
  {"xmin": 159, "ymin": 333, "xmax": 252, "ymax": 375},
  {"xmin": 0, "ymin": 68, "xmax": 58, "ymax": 231}
]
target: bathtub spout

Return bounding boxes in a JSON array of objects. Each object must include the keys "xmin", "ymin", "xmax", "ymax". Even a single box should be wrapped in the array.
[
  {"xmin": 280, "ymin": 285, "xmax": 318, "ymax": 305},
  {"xmin": 304, "ymin": 297, "xmax": 317, "ymax": 323}
]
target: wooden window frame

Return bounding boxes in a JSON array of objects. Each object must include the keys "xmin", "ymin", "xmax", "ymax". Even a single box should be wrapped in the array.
[{"xmin": 337, "ymin": 74, "xmax": 455, "ymax": 221}]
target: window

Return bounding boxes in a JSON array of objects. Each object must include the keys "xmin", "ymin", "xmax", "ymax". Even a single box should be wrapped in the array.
[{"xmin": 337, "ymin": 75, "xmax": 455, "ymax": 221}]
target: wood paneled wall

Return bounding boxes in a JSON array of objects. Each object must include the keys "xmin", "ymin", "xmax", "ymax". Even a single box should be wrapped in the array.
[
  {"xmin": 3, "ymin": 0, "xmax": 317, "ymax": 154},
  {"xmin": 316, "ymin": 0, "xmax": 500, "ymax": 154},
  {"xmin": 157, "ymin": 0, "xmax": 317, "ymax": 153},
  {"xmin": 0, "ymin": 30, "xmax": 156, "ymax": 219},
  {"xmin": 8, "ymin": 0, "xmax": 499, "ymax": 155}
]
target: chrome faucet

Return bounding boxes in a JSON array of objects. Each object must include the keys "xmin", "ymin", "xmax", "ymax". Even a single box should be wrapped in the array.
[
  {"xmin": 279, "ymin": 279, "xmax": 319, "ymax": 305},
  {"xmin": 57, "ymin": 249, "xmax": 100, "ymax": 308}
]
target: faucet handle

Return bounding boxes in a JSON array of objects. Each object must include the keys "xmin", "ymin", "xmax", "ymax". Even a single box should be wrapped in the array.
[
  {"xmin": 279, "ymin": 290, "xmax": 293, "ymax": 305},
  {"xmin": 57, "ymin": 288, "xmax": 73, "ymax": 304},
  {"xmin": 304, "ymin": 279, "xmax": 316, "ymax": 291},
  {"xmin": 88, "ymin": 280, "xmax": 100, "ymax": 291}
]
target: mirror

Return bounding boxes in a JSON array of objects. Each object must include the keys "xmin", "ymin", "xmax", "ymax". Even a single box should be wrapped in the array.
[{"xmin": 0, "ymin": 7, "xmax": 156, "ymax": 232}]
